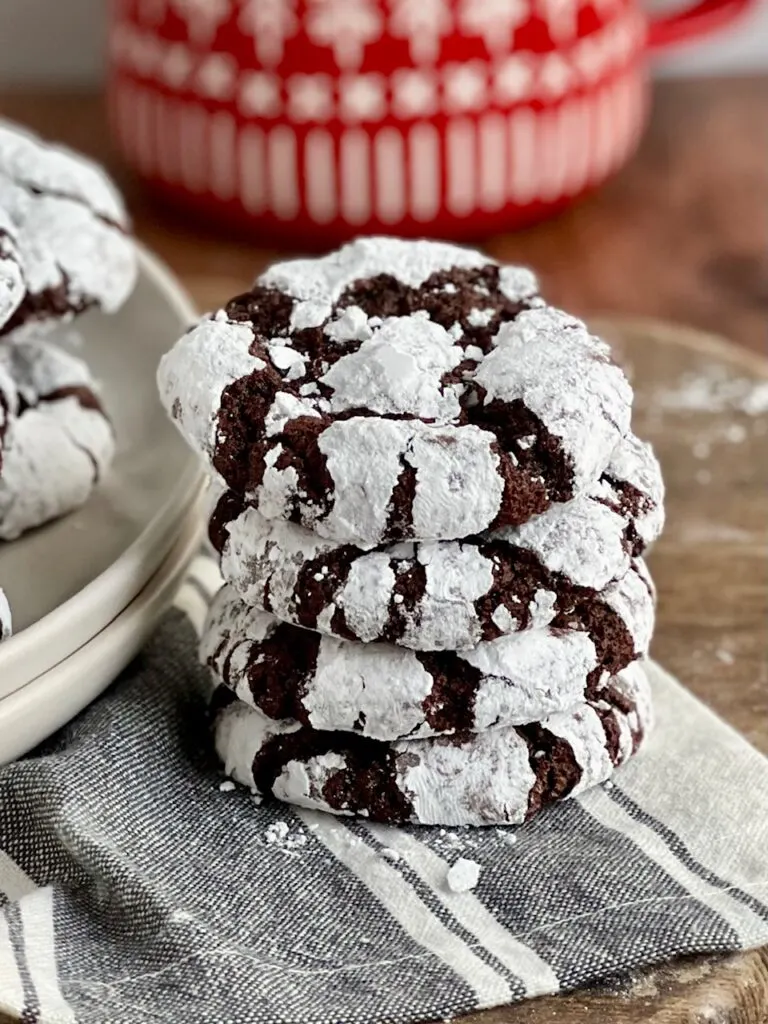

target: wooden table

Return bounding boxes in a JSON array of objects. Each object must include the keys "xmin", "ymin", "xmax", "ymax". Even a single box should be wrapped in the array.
[{"xmin": 1, "ymin": 78, "xmax": 766, "ymax": 1023}]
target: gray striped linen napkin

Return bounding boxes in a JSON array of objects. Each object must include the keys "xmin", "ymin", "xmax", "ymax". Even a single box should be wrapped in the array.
[{"xmin": 1, "ymin": 554, "xmax": 767, "ymax": 1024}]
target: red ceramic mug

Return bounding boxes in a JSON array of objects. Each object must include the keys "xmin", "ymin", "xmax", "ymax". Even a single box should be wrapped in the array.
[{"xmin": 107, "ymin": 0, "xmax": 755, "ymax": 244}]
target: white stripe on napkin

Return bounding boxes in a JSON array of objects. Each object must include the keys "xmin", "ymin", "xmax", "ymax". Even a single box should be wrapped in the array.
[
  {"xmin": 366, "ymin": 825, "xmax": 559, "ymax": 998},
  {"xmin": 617, "ymin": 662, "xmax": 768, "ymax": 901},
  {"xmin": 0, "ymin": 912, "xmax": 25, "ymax": 1018},
  {"xmin": 0, "ymin": 851, "xmax": 36, "ymax": 901},
  {"xmin": 297, "ymin": 810, "xmax": 513, "ymax": 1007},
  {"xmin": 174, "ymin": 582, "xmax": 210, "ymax": 638},
  {"xmin": 19, "ymin": 888, "xmax": 76, "ymax": 1023},
  {"xmin": 186, "ymin": 555, "xmax": 224, "ymax": 601},
  {"xmin": 581, "ymin": 786, "xmax": 768, "ymax": 946}
]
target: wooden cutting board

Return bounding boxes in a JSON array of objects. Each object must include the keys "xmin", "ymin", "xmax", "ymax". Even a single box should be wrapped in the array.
[{"xmin": 1, "ymin": 318, "xmax": 766, "ymax": 1023}]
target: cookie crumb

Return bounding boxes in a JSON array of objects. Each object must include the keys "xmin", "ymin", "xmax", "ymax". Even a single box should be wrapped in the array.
[
  {"xmin": 219, "ymin": 780, "xmax": 236, "ymax": 792},
  {"xmin": 495, "ymin": 829, "xmax": 517, "ymax": 845},
  {"xmin": 716, "ymin": 649, "xmax": 734, "ymax": 665},
  {"xmin": 446, "ymin": 858, "xmax": 481, "ymax": 893},
  {"xmin": 265, "ymin": 821, "xmax": 290, "ymax": 844},
  {"xmin": 692, "ymin": 440, "xmax": 710, "ymax": 460},
  {"xmin": 381, "ymin": 848, "xmax": 401, "ymax": 863}
]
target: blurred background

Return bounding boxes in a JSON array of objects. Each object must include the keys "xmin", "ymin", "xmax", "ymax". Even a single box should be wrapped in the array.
[
  {"xmin": 0, "ymin": 0, "xmax": 763, "ymax": 353},
  {"xmin": 1, "ymin": 0, "xmax": 766, "ymax": 83}
]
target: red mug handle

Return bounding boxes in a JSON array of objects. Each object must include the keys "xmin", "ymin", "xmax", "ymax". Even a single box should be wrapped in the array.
[{"xmin": 647, "ymin": 0, "xmax": 757, "ymax": 49}]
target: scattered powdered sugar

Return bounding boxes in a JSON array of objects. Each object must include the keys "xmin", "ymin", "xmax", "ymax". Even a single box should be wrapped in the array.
[
  {"xmin": 652, "ymin": 365, "xmax": 768, "ymax": 416},
  {"xmin": 445, "ymin": 858, "xmax": 481, "ymax": 893},
  {"xmin": 724, "ymin": 422, "xmax": 748, "ymax": 443},
  {"xmin": 495, "ymin": 829, "xmax": 517, "ymax": 845},
  {"xmin": 265, "ymin": 821, "xmax": 289, "ymax": 843},
  {"xmin": 264, "ymin": 821, "xmax": 309, "ymax": 851}
]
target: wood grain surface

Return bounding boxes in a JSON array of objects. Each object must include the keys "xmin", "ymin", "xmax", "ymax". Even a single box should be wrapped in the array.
[
  {"xmin": 1, "ymin": 77, "xmax": 767, "ymax": 355},
  {"xmin": 0, "ymin": 79, "xmax": 766, "ymax": 1023}
]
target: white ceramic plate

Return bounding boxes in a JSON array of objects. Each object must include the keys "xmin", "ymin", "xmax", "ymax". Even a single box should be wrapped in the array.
[
  {"xmin": 0, "ymin": 504, "xmax": 204, "ymax": 766},
  {"xmin": 0, "ymin": 245, "xmax": 205, "ymax": 697}
]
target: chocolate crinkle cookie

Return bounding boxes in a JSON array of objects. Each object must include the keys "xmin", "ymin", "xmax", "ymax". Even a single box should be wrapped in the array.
[
  {"xmin": 157, "ymin": 237, "xmax": 666, "ymax": 827},
  {"xmin": 0, "ymin": 119, "xmax": 137, "ymax": 339},
  {"xmin": 202, "ymin": 574, "xmax": 652, "ymax": 742},
  {"xmin": 210, "ymin": 430, "xmax": 661, "ymax": 653},
  {"xmin": 0, "ymin": 337, "xmax": 115, "ymax": 540},
  {"xmin": 159, "ymin": 237, "xmax": 633, "ymax": 548},
  {"xmin": 211, "ymin": 661, "xmax": 653, "ymax": 827}
]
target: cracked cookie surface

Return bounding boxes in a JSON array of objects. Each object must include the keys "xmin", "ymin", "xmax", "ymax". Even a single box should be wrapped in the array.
[
  {"xmin": 0, "ymin": 336, "xmax": 115, "ymax": 539},
  {"xmin": 212, "ymin": 660, "xmax": 652, "ymax": 826},
  {"xmin": 202, "ymin": 575, "xmax": 652, "ymax": 742},
  {"xmin": 160, "ymin": 238, "xmax": 633, "ymax": 548},
  {"xmin": 0, "ymin": 119, "xmax": 136, "ymax": 339}
]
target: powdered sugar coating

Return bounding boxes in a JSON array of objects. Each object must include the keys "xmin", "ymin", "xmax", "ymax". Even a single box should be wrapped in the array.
[
  {"xmin": 0, "ymin": 208, "xmax": 24, "ymax": 330},
  {"xmin": 604, "ymin": 432, "xmax": 666, "ymax": 548},
  {"xmin": 202, "ymin": 584, "xmax": 601, "ymax": 741},
  {"xmin": 0, "ymin": 120, "xmax": 126, "ymax": 223},
  {"xmin": 493, "ymin": 496, "xmax": 628, "ymax": 592},
  {"xmin": 311, "ymin": 418, "xmax": 506, "ymax": 547},
  {"xmin": 213, "ymin": 483, "xmax": 655, "ymax": 655},
  {"xmin": 474, "ymin": 308, "xmax": 633, "ymax": 496},
  {"xmin": 0, "ymin": 120, "xmax": 136, "ymax": 337},
  {"xmin": 158, "ymin": 315, "xmax": 266, "ymax": 456},
  {"xmin": 601, "ymin": 566, "xmax": 655, "ymax": 655},
  {"xmin": 320, "ymin": 314, "xmax": 464, "ymax": 421},
  {"xmin": 159, "ymin": 239, "xmax": 638, "ymax": 546},
  {"xmin": 212, "ymin": 661, "xmax": 652, "ymax": 826},
  {"xmin": 259, "ymin": 236, "xmax": 539, "ymax": 303},
  {"xmin": 0, "ymin": 337, "xmax": 115, "ymax": 540}
]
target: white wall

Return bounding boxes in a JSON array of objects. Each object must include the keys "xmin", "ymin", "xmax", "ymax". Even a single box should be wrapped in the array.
[{"xmin": 0, "ymin": 0, "xmax": 766, "ymax": 85}]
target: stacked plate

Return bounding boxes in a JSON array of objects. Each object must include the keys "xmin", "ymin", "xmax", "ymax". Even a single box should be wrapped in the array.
[{"xmin": 0, "ymin": 246, "xmax": 206, "ymax": 764}]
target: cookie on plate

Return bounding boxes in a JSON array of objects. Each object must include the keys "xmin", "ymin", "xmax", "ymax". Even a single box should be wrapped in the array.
[
  {"xmin": 0, "ymin": 337, "xmax": 115, "ymax": 539},
  {"xmin": 0, "ymin": 587, "xmax": 11, "ymax": 642},
  {"xmin": 210, "ymin": 431, "xmax": 660, "ymax": 652},
  {"xmin": 212, "ymin": 660, "xmax": 652, "ymax": 826},
  {"xmin": 0, "ymin": 119, "xmax": 137, "ymax": 339},
  {"xmin": 159, "ymin": 238, "xmax": 633, "ymax": 548}
]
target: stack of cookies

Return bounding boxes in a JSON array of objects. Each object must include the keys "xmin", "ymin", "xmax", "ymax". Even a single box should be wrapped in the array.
[
  {"xmin": 0, "ymin": 120, "xmax": 137, "ymax": 640},
  {"xmin": 159, "ymin": 238, "xmax": 664, "ymax": 827}
]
